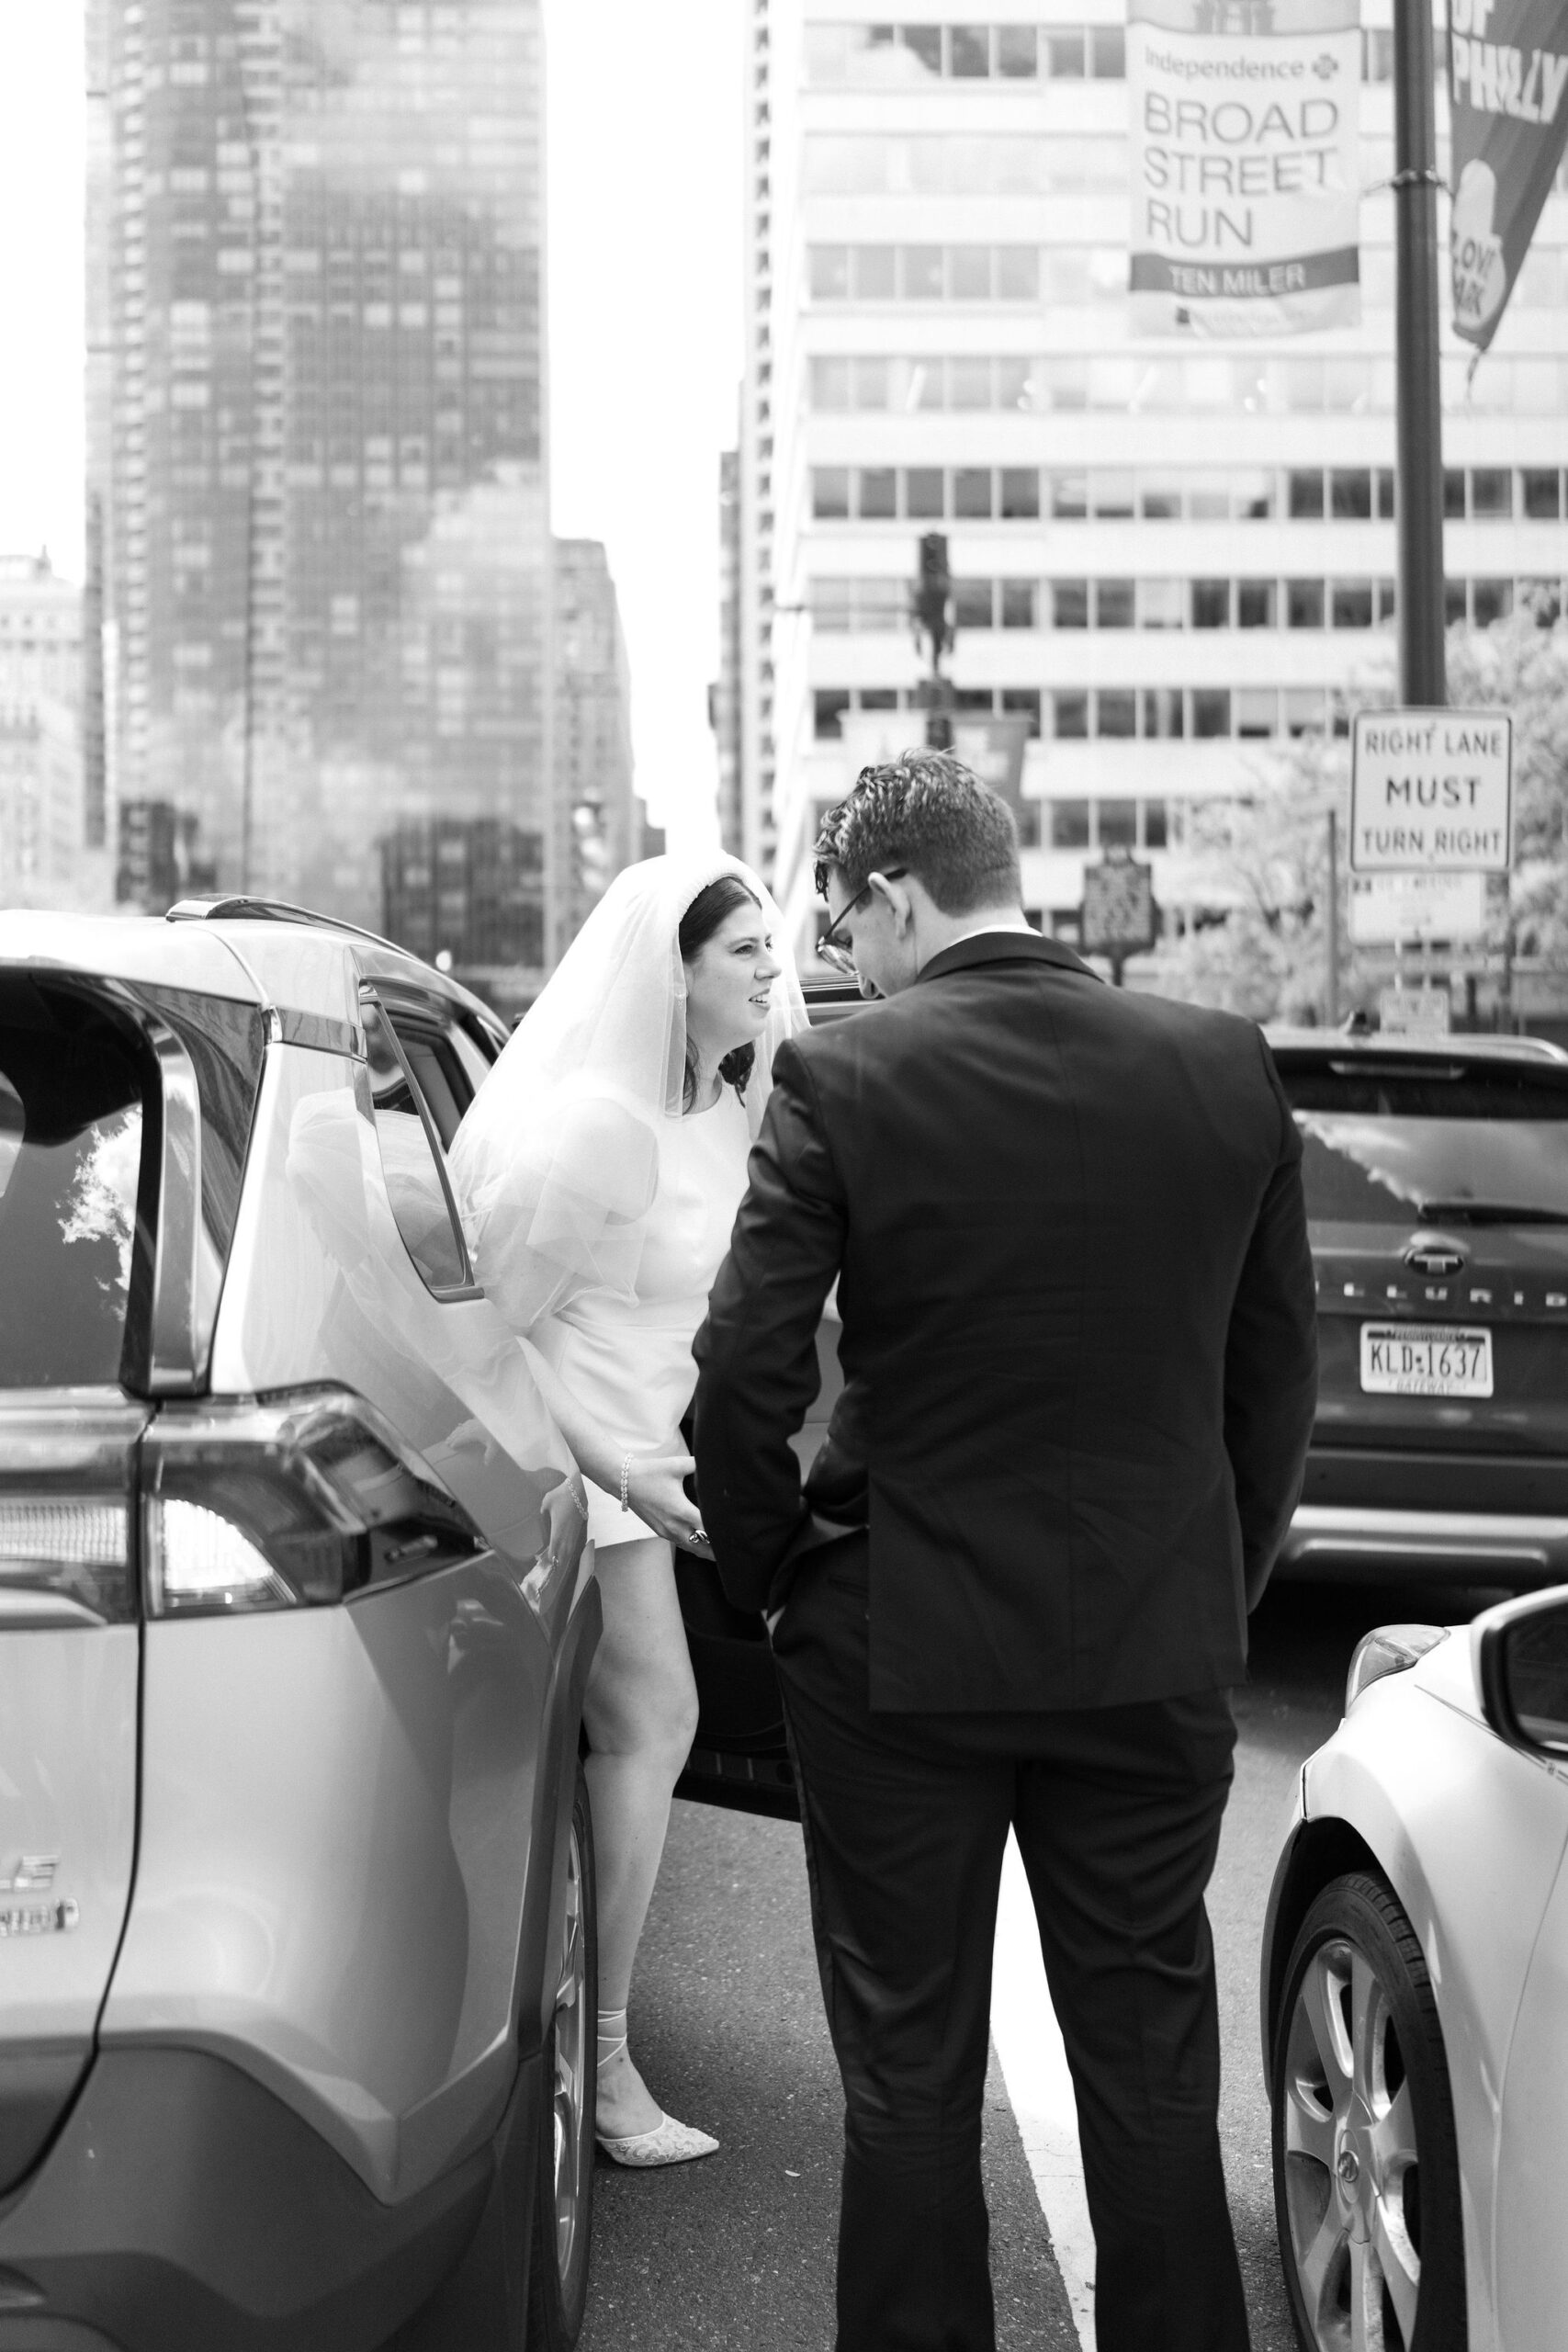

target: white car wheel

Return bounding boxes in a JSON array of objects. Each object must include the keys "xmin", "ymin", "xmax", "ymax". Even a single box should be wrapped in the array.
[{"xmin": 1271, "ymin": 1871, "xmax": 1464, "ymax": 2352}]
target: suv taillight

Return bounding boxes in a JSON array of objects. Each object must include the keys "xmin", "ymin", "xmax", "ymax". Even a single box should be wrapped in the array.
[
  {"xmin": 142, "ymin": 1387, "xmax": 485, "ymax": 1617},
  {"xmin": 0, "ymin": 1397, "xmax": 146, "ymax": 1628}
]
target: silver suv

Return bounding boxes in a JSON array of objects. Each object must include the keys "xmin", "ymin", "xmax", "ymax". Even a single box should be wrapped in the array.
[{"xmin": 0, "ymin": 900, "xmax": 600, "ymax": 2352}]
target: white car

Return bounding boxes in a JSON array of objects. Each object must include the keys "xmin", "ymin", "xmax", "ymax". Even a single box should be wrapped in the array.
[{"xmin": 1260, "ymin": 1585, "xmax": 1568, "ymax": 2352}]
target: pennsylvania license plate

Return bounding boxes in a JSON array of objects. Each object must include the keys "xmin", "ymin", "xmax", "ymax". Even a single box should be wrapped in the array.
[{"xmin": 1359, "ymin": 1323, "xmax": 1494, "ymax": 1398}]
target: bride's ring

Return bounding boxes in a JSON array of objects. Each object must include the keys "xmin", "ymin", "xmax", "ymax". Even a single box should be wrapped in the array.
[{"xmin": 690, "ymin": 1527, "xmax": 709, "ymax": 1549}]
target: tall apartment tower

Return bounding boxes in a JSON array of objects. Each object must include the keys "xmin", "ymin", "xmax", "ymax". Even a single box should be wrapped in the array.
[
  {"xmin": 88, "ymin": 0, "xmax": 551, "ymax": 932},
  {"xmin": 742, "ymin": 5, "xmax": 1568, "ymax": 965},
  {"xmin": 552, "ymin": 537, "xmax": 637, "ymax": 948},
  {"xmin": 0, "ymin": 555, "xmax": 87, "ymax": 903}
]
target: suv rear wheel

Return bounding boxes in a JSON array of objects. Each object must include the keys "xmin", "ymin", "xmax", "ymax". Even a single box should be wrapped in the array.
[
  {"xmin": 1272, "ymin": 1871, "xmax": 1464, "ymax": 2352},
  {"xmin": 527, "ymin": 1763, "xmax": 596, "ymax": 2350}
]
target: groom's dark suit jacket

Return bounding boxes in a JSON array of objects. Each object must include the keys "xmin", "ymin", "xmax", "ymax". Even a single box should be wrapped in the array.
[{"xmin": 692, "ymin": 930, "xmax": 1317, "ymax": 1714}]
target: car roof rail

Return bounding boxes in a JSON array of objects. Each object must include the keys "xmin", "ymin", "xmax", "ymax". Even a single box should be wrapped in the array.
[{"xmin": 165, "ymin": 893, "xmax": 407, "ymax": 958}]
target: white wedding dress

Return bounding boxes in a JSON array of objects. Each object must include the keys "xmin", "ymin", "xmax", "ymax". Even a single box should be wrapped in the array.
[{"xmin": 531, "ymin": 1082, "xmax": 753, "ymax": 1549}]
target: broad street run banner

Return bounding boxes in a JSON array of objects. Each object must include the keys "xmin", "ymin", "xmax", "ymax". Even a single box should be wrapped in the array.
[
  {"xmin": 1450, "ymin": 0, "xmax": 1568, "ymax": 348},
  {"xmin": 1129, "ymin": 0, "xmax": 1362, "ymax": 336}
]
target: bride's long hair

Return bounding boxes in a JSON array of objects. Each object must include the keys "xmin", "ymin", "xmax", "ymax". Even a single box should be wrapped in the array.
[{"xmin": 678, "ymin": 875, "xmax": 762, "ymax": 1112}]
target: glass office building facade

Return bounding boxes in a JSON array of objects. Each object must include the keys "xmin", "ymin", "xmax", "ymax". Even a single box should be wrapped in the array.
[
  {"xmin": 741, "ymin": 4, "xmax": 1568, "ymax": 963},
  {"xmin": 91, "ymin": 0, "xmax": 548, "ymax": 926}
]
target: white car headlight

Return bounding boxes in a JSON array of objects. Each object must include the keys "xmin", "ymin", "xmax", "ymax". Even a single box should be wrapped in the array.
[{"xmin": 1346, "ymin": 1623, "xmax": 1450, "ymax": 1713}]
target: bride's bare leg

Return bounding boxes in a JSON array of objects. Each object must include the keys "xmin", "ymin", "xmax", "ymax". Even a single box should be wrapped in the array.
[{"xmin": 582, "ymin": 1533, "xmax": 700, "ymax": 2138}]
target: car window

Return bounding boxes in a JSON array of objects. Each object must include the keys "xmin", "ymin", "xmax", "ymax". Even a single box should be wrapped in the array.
[
  {"xmin": 1279, "ymin": 1060, "xmax": 1568, "ymax": 1224},
  {"xmin": 392, "ymin": 1025, "xmax": 468, "ymax": 1149},
  {"xmin": 450, "ymin": 1019, "xmax": 500, "ymax": 1098},
  {"xmin": 361, "ymin": 1000, "xmax": 469, "ymax": 1292},
  {"xmin": 0, "ymin": 985, "xmax": 147, "ymax": 1385}
]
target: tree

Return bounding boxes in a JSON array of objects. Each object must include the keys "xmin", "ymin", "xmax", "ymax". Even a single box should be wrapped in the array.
[
  {"xmin": 1446, "ymin": 603, "xmax": 1568, "ymax": 959},
  {"xmin": 1157, "ymin": 730, "xmax": 1357, "ymax": 1024}
]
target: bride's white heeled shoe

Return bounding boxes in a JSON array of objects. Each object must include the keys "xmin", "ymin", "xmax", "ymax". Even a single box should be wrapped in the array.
[
  {"xmin": 595, "ymin": 2009, "xmax": 718, "ymax": 2169},
  {"xmin": 596, "ymin": 2113, "xmax": 720, "ymax": 2167}
]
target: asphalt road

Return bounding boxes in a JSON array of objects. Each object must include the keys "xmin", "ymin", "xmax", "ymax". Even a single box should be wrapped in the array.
[{"xmin": 580, "ymin": 1574, "xmax": 1510, "ymax": 2352}]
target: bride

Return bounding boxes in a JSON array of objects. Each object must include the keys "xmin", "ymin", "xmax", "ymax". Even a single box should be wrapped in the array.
[{"xmin": 449, "ymin": 853, "xmax": 806, "ymax": 2165}]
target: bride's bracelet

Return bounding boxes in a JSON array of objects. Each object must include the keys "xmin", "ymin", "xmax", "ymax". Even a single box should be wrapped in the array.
[{"xmin": 619, "ymin": 1454, "xmax": 631, "ymax": 1512}]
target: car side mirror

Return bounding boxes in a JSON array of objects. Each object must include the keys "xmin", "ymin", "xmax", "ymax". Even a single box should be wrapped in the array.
[{"xmin": 1476, "ymin": 1587, "xmax": 1568, "ymax": 1759}]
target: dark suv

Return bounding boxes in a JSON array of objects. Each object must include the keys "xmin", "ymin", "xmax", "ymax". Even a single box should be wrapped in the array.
[{"xmin": 1269, "ymin": 1028, "xmax": 1568, "ymax": 1589}]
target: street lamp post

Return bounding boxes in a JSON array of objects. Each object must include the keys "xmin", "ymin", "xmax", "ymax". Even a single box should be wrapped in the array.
[{"xmin": 1392, "ymin": 0, "xmax": 1448, "ymax": 707}]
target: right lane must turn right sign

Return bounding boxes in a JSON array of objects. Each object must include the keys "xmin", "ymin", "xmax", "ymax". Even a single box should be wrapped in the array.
[{"xmin": 1349, "ymin": 709, "xmax": 1513, "ymax": 873}]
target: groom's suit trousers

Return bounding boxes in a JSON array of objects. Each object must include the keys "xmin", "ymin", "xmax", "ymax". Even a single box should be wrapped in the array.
[{"xmin": 772, "ymin": 1534, "xmax": 1251, "ymax": 2352}]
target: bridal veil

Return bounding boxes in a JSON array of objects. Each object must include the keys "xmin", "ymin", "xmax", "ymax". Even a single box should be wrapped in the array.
[{"xmin": 448, "ymin": 852, "xmax": 807, "ymax": 1336}]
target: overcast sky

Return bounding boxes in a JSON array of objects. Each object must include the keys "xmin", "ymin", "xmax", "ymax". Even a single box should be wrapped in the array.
[{"xmin": 0, "ymin": 0, "xmax": 741, "ymax": 847}]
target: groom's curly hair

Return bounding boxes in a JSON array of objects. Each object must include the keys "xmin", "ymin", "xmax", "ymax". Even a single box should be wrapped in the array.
[{"xmin": 812, "ymin": 751, "xmax": 1020, "ymax": 912}]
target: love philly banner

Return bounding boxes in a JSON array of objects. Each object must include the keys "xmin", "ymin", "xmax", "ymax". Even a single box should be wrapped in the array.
[
  {"xmin": 1450, "ymin": 0, "xmax": 1568, "ymax": 348},
  {"xmin": 1128, "ymin": 0, "xmax": 1362, "ymax": 336}
]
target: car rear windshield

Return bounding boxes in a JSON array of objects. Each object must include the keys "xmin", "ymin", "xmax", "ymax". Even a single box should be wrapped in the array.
[
  {"xmin": 0, "ymin": 985, "xmax": 149, "ymax": 1386},
  {"xmin": 1279, "ymin": 1058, "xmax": 1568, "ymax": 1226}
]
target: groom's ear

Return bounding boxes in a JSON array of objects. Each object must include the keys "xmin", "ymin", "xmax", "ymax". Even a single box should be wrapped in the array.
[{"xmin": 868, "ymin": 869, "xmax": 913, "ymax": 935}]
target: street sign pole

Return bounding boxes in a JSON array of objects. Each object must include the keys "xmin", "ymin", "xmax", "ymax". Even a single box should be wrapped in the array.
[{"xmin": 1392, "ymin": 0, "xmax": 1447, "ymax": 707}]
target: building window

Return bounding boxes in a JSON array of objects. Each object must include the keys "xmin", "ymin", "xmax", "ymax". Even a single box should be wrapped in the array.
[
  {"xmin": 953, "ymin": 578, "xmax": 994, "ymax": 628},
  {"xmin": 1052, "ymin": 580, "xmax": 1089, "ymax": 629},
  {"xmin": 999, "ymin": 580, "xmax": 1036, "ymax": 629},
  {"xmin": 858, "ymin": 468, "xmax": 897, "ymax": 520},
  {"xmin": 1099, "ymin": 793, "xmax": 1136, "ymax": 840},
  {"xmin": 812, "ymin": 468, "xmax": 850, "ymax": 520},
  {"xmin": 1444, "ymin": 469, "xmax": 1467, "ymax": 518},
  {"xmin": 1236, "ymin": 579, "xmax": 1276, "ymax": 628},
  {"xmin": 1097, "ymin": 692, "xmax": 1136, "ymax": 741},
  {"xmin": 1287, "ymin": 579, "xmax": 1325, "ymax": 628},
  {"xmin": 1052, "ymin": 697, "xmax": 1089, "ymax": 744},
  {"xmin": 1191, "ymin": 580, "xmax": 1231, "ymax": 629},
  {"xmin": 1143, "ymin": 689, "xmax": 1184, "ymax": 740},
  {"xmin": 1142, "ymin": 797, "xmax": 1169, "ymax": 847},
  {"xmin": 1236, "ymin": 690, "xmax": 1278, "ymax": 739},
  {"xmin": 1288, "ymin": 470, "xmax": 1325, "ymax": 520},
  {"xmin": 908, "ymin": 468, "xmax": 944, "ymax": 518},
  {"xmin": 1001, "ymin": 686, "xmax": 1042, "ymax": 735},
  {"xmin": 1523, "ymin": 469, "xmax": 1562, "ymax": 519},
  {"xmin": 1191, "ymin": 690, "xmax": 1231, "ymax": 738},
  {"xmin": 999, "ymin": 468, "xmax": 1040, "ymax": 518},
  {"xmin": 854, "ymin": 244, "xmax": 897, "ymax": 299},
  {"xmin": 1330, "ymin": 469, "xmax": 1372, "ymax": 520},
  {"xmin": 1095, "ymin": 579, "xmax": 1135, "ymax": 629},
  {"xmin": 1330, "ymin": 580, "xmax": 1374, "ymax": 628},
  {"xmin": 814, "ymin": 689, "xmax": 850, "ymax": 739},
  {"xmin": 1472, "ymin": 577, "xmax": 1514, "ymax": 627},
  {"xmin": 1139, "ymin": 579, "xmax": 1184, "ymax": 630},
  {"xmin": 953, "ymin": 469, "xmax": 993, "ymax": 518},
  {"xmin": 1472, "ymin": 468, "xmax": 1513, "ymax": 519},
  {"xmin": 1051, "ymin": 795, "xmax": 1090, "ymax": 843}
]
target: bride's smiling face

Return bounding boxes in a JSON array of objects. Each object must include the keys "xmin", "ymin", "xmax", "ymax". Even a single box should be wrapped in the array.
[{"xmin": 683, "ymin": 903, "xmax": 783, "ymax": 1066}]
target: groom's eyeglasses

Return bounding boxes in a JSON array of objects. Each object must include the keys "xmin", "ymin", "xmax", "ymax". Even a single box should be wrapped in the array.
[{"xmin": 817, "ymin": 869, "xmax": 906, "ymax": 978}]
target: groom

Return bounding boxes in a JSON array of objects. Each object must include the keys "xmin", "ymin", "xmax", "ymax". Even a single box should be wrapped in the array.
[{"xmin": 692, "ymin": 753, "xmax": 1317, "ymax": 2352}]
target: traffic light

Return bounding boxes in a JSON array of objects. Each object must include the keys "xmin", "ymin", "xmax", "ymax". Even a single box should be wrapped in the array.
[{"xmin": 913, "ymin": 531, "xmax": 953, "ymax": 660}]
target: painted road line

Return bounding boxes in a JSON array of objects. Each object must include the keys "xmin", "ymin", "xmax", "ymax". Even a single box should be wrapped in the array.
[{"xmin": 989, "ymin": 1832, "xmax": 1097, "ymax": 2350}]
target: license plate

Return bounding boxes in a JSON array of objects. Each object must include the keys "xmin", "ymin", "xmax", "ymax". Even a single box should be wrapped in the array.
[{"xmin": 1359, "ymin": 1323, "xmax": 1494, "ymax": 1398}]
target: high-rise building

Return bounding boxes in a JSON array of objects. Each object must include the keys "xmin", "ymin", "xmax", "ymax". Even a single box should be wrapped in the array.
[
  {"xmin": 711, "ymin": 448, "xmax": 744, "ymax": 855},
  {"xmin": 552, "ymin": 537, "xmax": 637, "ymax": 948},
  {"xmin": 742, "ymin": 4, "xmax": 1568, "ymax": 967},
  {"xmin": 0, "ymin": 554, "xmax": 88, "ymax": 903},
  {"xmin": 89, "ymin": 0, "xmax": 551, "ymax": 932}
]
